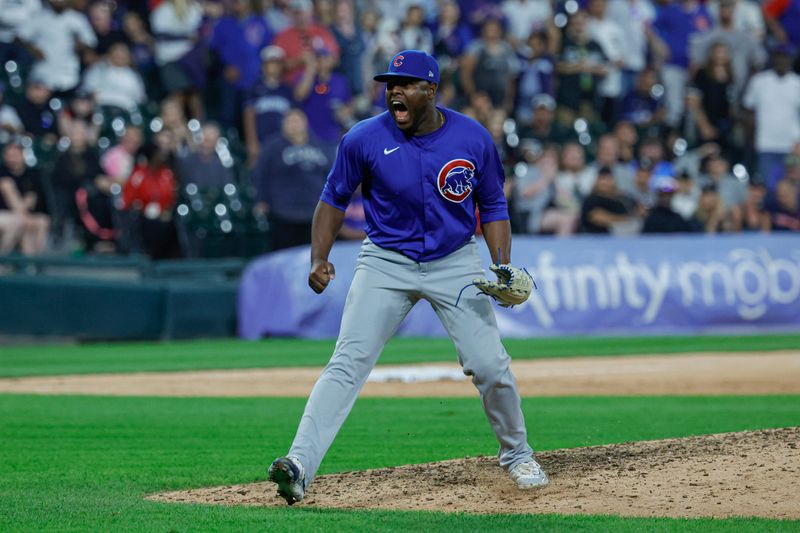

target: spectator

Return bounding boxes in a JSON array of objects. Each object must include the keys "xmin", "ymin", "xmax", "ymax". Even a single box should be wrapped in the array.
[
  {"xmin": 331, "ymin": 0, "xmax": 366, "ymax": 96},
  {"xmin": 293, "ymin": 47, "xmax": 353, "ymax": 145},
  {"xmin": 686, "ymin": 42, "xmax": 735, "ymax": 151},
  {"xmin": 707, "ymin": 0, "xmax": 766, "ymax": 42},
  {"xmin": 0, "ymin": 0, "xmax": 41, "ymax": 67},
  {"xmin": 460, "ymin": 17, "xmax": 519, "ymax": 111},
  {"xmin": 642, "ymin": 175, "xmax": 695, "ymax": 232},
  {"xmin": 57, "ymin": 90, "xmax": 100, "ymax": 145},
  {"xmin": 586, "ymin": 0, "xmax": 626, "ymax": 123},
  {"xmin": 150, "ymin": 0, "xmax": 205, "ymax": 119},
  {"xmin": 690, "ymin": 0, "xmax": 766, "ymax": 96},
  {"xmin": 82, "ymin": 42, "xmax": 147, "ymax": 113},
  {"xmin": 430, "ymin": 0, "xmax": 473, "ymax": 63},
  {"xmin": 694, "ymin": 183, "xmax": 726, "ymax": 232},
  {"xmin": 100, "ymin": 126, "xmax": 143, "ymax": 183},
  {"xmin": 742, "ymin": 45, "xmax": 800, "ymax": 191},
  {"xmin": 122, "ymin": 11, "xmax": 157, "ymax": 87},
  {"xmin": 501, "ymin": 0, "xmax": 552, "ymax": 50},
  {"xmin": 514, "ymin": 30, "xmax": 556, "ymax": 124},
  {"xmin": 0, "ymin": 83, "xmax": 23, "ymax": 140},
  {"xmin": 15, "ymin": 76, "xmax": 58, "ymax": 143},
  {"xmin": 741, "ymin": 181, "xmax": 771, "ymax": 231},
  {"xmin": 638, "ymin": 136, "xmax": 674, "ymax": 180},
  {"xmin": 208, "ymin": 0, "xmax": 273, "ymax": 131},
  {"xmin": 122, "ymin": 131, "xmax": 180, "ymax": 259},
  {"xmin": 175, "ymin": 122, "xmax": 234, "ymax": 188},
  {"xmin": 16, "ymin": 0, "xmax": 98, "ymax": 97},
  {"xmin": 592, "ymin": 133, "xmax": 635, "ymax": 190},
  {"xmin": 243, "ymin": 45, "xmax": 294, "ymax": 166},
  {"xmin": 580, "ymin": 166, "xmax": 635, "ymax": 233},
  {"xmin": 558, "ymin": 141, "xmax": 596, "ymax": 198},
  {"xmin": 273, "ymin": 0, "xmax": 340, "ymax": 83},
  {"xmin": 159, "ymin": 98, "xmax": 195, "ymax": 153},
  {"xmin": 671, "ymin": 171, "xmax": 701, "ymax": 220},
  {"xmin": 514, "ymin": 142, "xmax": 577, "ymax": 236},
  {"xmin": 251, "ymin": 109, "xmax": 332, "ymax": 250},
  {"xmin": 763, "ymin": 0, "xmax": 800, "ymax": 50},
  {"xmin": 619, "ymin": 67, "xmax": 666, "ymax": 128},
  {"xmin": 652, "ymin": 0, "xmax": 712, "ymax": 127},
  {"xmin": 612, "ymin": 120, "xmax": 638, "ymax": 164},
  {"xmin": 339, "ymin": 185, "xmax": 366, "ymax": 240},
  {"xmin": 0, "ymin": 142, "xmax": 50, "ymax": 255},
  {"xmin": 765, "ymin": 179, "xmax": 800, "ymax": 231},
  {"xmin": 380, "ymin": 4, "xmax": 433, "ymax": 54},
  {"xmin": 555, "ymin": 11, "xmax": 608, "ymax": 122},
  {"xmin": 697, "ymin": 152, "xmax": 747, "ymax": 229},
  {"xmin": 84, "ymin": 0, "xmax": 127, "ymax": 64},
  {"xmin": 620, "ymin": 159, "xmax": 657, "ymax": 209},
  {"xmin": 607, "ymin": 0, "xmax": 660, "ymax": 95}
]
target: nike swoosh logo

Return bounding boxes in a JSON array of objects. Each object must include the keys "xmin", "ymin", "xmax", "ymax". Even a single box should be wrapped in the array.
[{"xmin": 383, "ymin": 147, "xmax": 399, "ymax": 155}]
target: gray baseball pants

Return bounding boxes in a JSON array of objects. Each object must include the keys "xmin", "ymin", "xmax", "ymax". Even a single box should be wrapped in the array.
[{"xmin": 288, "ymin": 238, "xmax": 534, "ymax": 488}]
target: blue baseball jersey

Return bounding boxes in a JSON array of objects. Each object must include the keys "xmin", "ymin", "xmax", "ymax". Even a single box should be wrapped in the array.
[{"xmin": 320, "ymin": 106, "xmax": 509, "ymax": 262}]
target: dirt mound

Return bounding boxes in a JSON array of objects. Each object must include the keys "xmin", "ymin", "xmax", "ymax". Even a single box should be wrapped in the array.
[{"xmin": 149, "ymin": 427, "xmax": 800, "ymax": 519}]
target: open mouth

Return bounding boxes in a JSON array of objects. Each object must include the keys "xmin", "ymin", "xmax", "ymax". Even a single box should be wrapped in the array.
[{"xmin": 391, "ymin": 100, "xmax": 410, "ymax": 123}]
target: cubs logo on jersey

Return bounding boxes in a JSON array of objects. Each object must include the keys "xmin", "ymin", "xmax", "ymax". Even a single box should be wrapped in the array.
[{"xmin": 437, "ymin": 159, "xmax": 476, "ymax": 203}]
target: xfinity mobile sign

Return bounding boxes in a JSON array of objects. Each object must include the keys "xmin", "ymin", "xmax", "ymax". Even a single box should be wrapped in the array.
[{"xmin": 238, "ymin": 235, "xmax": 800, "ymax": 339}]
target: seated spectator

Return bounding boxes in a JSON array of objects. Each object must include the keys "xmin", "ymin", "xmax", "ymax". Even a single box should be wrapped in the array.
[
  {"xmin": 580, "ymin": 166, "xmax": 634, "ymax": 233},
  {"xmin": 686, "ymin": 42, "xmax": 736, "ymax": 152},
  {"xmin": 82, "ymin": 42, "xmax": 147, "ymax": 113},
  {"xmin": 514, "ymin": 143, "xmax": 577, "ymax": 236},
  {"xmin": 0, "ymin": 143, "xmax": 50, "ymax": 255},
  {"xmin": 671, "ymin": 171, "xmax": 701, "ymax": 220},
  {"xmin": 637, "ymin": 136, "xmax": 674, "ymax": 181},
  {"xmin": 15, "ymin": 76, "xmax": 58, "ymax": 144},
  {"xmin": 517, "ymin": 94, "xmax": 572, "ymax": 145},
  {"xmin": 16, "ymin": 0, "xmax": 98, "ymax": 97},
  {"xmin": 591, "ymin": 133, "xmax": 634, "ymax": 194},
  {"xmin": 612, "ymin": 120, "xmax": 638, "ymax": 164},
  {"xmin": 100, "ymin": 126, "xmax": 143, "ymax": 183},
  {"xmin": 741, "ymin": 182, "xmax": 771, "ymax": 232},
  {"xmin": 694, "ymin": 184, "xmax": 726, "ymax": 232},
  {"xmin": 122, "ymin": 131, "xmax": 180, "ymax": 259},
  {"xmin": 293, "ymin": 46, "xmax": 353, "ymax": 145},
  {"xmin": 642, "ymin": 176, "xmax": 695, "ymax": 233},
  {"xmin": 251, "ymin": 109, "xmax": 332, "ymax": 250},
  {"xmin": 159, "ymin": 99, "xmax": 195, "ymax": 153},
  {"xmin": 766, "ymin": 179, "xmax": 800, "ymax": 231},
  {"xmin": 57, "ymin": 90, "xmax": 100, "ymax": 145},
  {"xmin": 0, "ymin": 0, "xmax": 41, "ymax": 68},
  {"xmin": 558, "ymin": 141, "xmax": 596, "ymax": 198},
  {"xmin": 618, "ymin": 67, "xmax": 665, "ymax": 128},
  {"xmin": 619, "ymin": 159, "xmax": 656, "ymax": 209},
  {"xmin": 243, "ymin": 46, "xmax": 295, "ymax": 166},
  {"xmin": 175, "ymin": 122, "xmax": 234, "ymax": 188},
  {"xmin": 697, "ymin": 152, "xmax": 747, "ymax": 229},
  {"xmin": 0, "ymin": 83, "xmax": 23, "ymax": 141}
]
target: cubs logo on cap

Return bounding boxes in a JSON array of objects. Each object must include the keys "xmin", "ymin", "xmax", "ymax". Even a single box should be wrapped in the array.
[
  {"xmin": 374, "ymin": 50, "xmax": 440, "ymax": 84},
  {"xmin": 437, "ymin": 159, "xmax": 476, "ymax": 203}
]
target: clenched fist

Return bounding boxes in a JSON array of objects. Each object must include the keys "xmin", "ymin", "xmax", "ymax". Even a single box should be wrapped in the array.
[{"xmin": 309, "ymin": 259, "xmax": 336, "ymax": 294}]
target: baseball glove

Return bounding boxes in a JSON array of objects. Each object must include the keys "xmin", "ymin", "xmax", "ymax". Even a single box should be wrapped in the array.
[{"xmin": 471, "ymin": 264, "xmax": 536, "ymax": 308}]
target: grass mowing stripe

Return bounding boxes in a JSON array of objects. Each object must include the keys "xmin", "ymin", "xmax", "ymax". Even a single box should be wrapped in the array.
[
  {"xmin": 1, "ymin": 394, "xmax": 799, "ymax": 531},
  {"xmin": 1, "ymin": 333, "xmax": 798, "ymax": 377}
]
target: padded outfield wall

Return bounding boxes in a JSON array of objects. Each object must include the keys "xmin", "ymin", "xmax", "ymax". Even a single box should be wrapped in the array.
[{"xmin": 238, "ymin": 234, "xmax": 800, "ymax": 339}]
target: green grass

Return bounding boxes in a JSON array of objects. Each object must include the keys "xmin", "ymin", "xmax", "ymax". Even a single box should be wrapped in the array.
[
  {"xmin": 1, "ymin": 333, "xmax": 798, "ymax": 377},
  {"xmin": 1, "ymin": 393, "xmax": 799, "ymax": 532}
]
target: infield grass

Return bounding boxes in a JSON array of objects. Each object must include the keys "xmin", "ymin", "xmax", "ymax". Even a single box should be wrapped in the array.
[
  {"xmin": 0, "ymin": 333, "xmax": 798, "ymax": 377},
  {"xmin": 1, "ymin": 393, "xmax": 799, "ymax": 532}
]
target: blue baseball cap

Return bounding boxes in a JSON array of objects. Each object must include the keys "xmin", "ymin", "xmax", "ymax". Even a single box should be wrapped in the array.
[{"xmin": 374, "ymin": 50, "xmax": 440, "ymax": 84}]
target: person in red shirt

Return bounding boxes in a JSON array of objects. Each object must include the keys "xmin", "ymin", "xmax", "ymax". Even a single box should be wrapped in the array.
[
  {"xmin": 272, "ymin": 0, "xmax": 340, "ymax": 83},
  {"xmin": 122, "ymin": 130, "xmax": 180, "ymax": 258}
]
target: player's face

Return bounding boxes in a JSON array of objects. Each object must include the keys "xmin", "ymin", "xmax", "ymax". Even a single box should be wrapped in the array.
[{"xmin": 386, "ymin": 77, "xmax": 435, "ymax": 132}]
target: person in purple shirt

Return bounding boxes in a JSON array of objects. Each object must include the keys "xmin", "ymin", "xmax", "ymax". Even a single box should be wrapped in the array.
[
  {"xmin": 292, "ymin": 45, "xmax": 353, "ymax": 145},
  {"xmin": 652, "ymin": 0, "xmax": 712, "ymax": 127},
  {"xmin": 267, "ymin": 50, "xmax": 549, "ymax": 507},
  {"xmin": 209, "ymin": 0, "xmax": 274, "ymax": 131},
  {"xmin": 243, "ymin": 45, "xmax": 294, "ymax": 166}
]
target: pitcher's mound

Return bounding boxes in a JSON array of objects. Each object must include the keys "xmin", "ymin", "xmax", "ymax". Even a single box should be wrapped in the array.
[{"xmin": 149, "ymin": 427, "xmax": 800, "ymax": 519}]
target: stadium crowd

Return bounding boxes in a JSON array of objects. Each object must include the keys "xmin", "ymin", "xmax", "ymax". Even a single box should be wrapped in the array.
[{"xmin": 0, "ymin": 0, "xmax": 799, "ymax": 259}]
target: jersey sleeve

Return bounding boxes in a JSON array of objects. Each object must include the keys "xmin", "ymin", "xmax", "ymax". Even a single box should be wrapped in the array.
[
  {"xmin": 474, "ymin": 132, "xmax": 509, "ymax": 223},
  {"xmin": 319, "ymin": 131, "xmax": 363, "ymax": 211}
]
